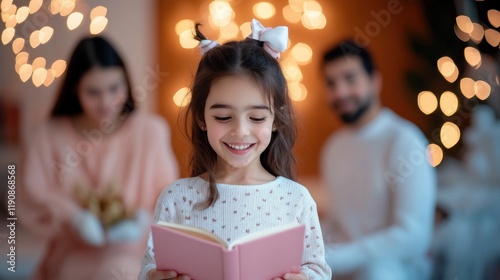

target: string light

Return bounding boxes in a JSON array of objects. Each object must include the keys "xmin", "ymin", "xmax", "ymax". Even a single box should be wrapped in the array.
[
  {"xmin": 439, "ymin": 91, "xmax": 458, "ymax": 116},
  {"xmin": 417, "ymin": 91, "xmax": 438, "ymax": 115},
  {"xmin": 2, "ymin": 0, "xmax": 110, "ymax": 86},
  {"xmin": 173, "ymin": 87, "xmax": 191, "ymax": 107},
  {"xmin": 427, "ymin": 144, "xmax": 443, "ymax": 167},
  {"xmin": 253, "ymin": 2, "xmax": 275, "ymax": 20},
  {"xmin": 440, "ymin": 122, "xmax": 460, "ymax": 149}
]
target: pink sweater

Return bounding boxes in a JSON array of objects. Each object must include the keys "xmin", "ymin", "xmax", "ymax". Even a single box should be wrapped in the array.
[{"xmin": 18, "ymin": 112, "xmax": 179, "ymax": 280}]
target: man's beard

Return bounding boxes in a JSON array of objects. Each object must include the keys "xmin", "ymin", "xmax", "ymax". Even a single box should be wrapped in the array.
[{"xmin": 332, "ymin": 95, "xmax": 373, "ymax": 124}]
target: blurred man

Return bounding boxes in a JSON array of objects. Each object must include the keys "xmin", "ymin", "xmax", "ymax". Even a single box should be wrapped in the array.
[{"xmin": 320, "ymin": 40, "xmax": 436, "ymax": 280}]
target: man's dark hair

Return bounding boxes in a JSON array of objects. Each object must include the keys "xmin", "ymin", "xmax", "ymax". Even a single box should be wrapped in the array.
[{"xmin": 323, "ymin": 40, "xmax": 376, "ymax": 76}]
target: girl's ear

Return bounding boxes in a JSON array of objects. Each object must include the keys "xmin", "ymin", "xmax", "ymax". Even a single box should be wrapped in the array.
[
  {"xmin": 197, "ymin": 120, "xmax": 206, "ymax": 131},
  {"xmin": 272, "ymin": 124, "xmax": 277, "ymax": 131}
]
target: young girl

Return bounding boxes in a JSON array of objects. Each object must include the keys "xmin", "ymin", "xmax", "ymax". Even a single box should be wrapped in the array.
[
  {"xmin": 18, "ymin": 36, "xmax": 179, "ymax": 280},
  {"xmin": 140, "ymin": 19, "xmax": 331, "ymax": 280}
]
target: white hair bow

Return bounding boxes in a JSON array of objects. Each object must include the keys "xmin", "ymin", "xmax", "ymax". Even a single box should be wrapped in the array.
[
  {"xmin": 249, "ymin": 18, "xmax": 289, "ymax": 59},
  {"xmin": 200, "ymin": 39, "xmax": 219, "ymax": 55}
]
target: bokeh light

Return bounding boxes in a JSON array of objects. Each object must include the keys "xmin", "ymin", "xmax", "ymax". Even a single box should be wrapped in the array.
[
  {"xmin": 439, "ymin": 91, "xmax": 458, "ymax": 117},
  {"xmin": 253, "ymin": 2, "xmax": 275, "ymax": 19},
  {"xmin": 427, "ymin": 143, "xmax": 443, "ymax": 167},
  {"xmin": 173, "ymin": 87, "xmax": 191, "ymax": 107},
  {"xmin": 460, "ymin": 77, "xmax": 475, "ymax": 99},
  {"xmin": 474, "ymin": 80, "xmax": 491, "ymax": 100},
  {"xmin": 440, "ymin": 122, "xmax": 461, "ymax": 149},
  {"xmin": 417, "ymin": 91, "xmax": 438, "ymax": 115}
]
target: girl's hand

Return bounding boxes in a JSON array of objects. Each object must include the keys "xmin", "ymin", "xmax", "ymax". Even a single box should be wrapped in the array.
[
  {"xmin": 273, "ymin": 271, "xmax": 308, "ymax": 280},
  {"xmin": 147, "ymin": 269, "xmax": 191, "ymax": 280}
]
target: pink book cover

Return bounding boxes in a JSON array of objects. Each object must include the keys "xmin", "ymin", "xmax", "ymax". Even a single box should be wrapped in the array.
[{"xmin": 151, "ymin": 222, "xmax": 305, "ymax": 280}]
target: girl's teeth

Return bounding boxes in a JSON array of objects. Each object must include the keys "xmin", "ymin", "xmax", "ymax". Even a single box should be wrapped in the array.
[{"xmin": 228, "ymin": 144, "xmax": 250, "ymax": 150}]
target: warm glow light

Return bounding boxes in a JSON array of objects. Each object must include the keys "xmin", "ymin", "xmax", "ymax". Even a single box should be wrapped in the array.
[
  {"xmin": 175, "ymin": 19, "xmax": 194, "ymax": 36},
  {"xmin": 49, "ymin": 0, "xmax": 61, "ymax": 15},
  {"xmin": 179, "ymin": 29, "xmax": 199, "ymax": 49},
  {"xmin": 470, "ymin": 23, "xmax": 484, "ymax": 43},
  {"xmin": 44, "ymin": 69, "xmax": 55, "ymax": 87},
  {"xmin": 173, "ymin": 87, "xmax": 191, "ymax": 107},
  {"xmin": 209, "ymin": 1, "xmax": 233, "ymax": 27},
  {"xmin": 29, "ymin": 30, "xmax": 40, "ymax": 48},
  {"xmin": 303, "ymin": 1, "xmax": 322, "ymax": 12},
  {"xmin": 487, "ymin": 9, "xmax": 500, "ymax": 28},
  {"xmin": 91, "ymin": 6, "xmax": 107, "ymax": 20},
  {"xmin": 454, "ymin": 25, "xmax": 470, "ymax": 42},
  {"xmin": 291, "ymin": 43, "xmax": 313, "ymax": 65},
  {"xmin": 29, "ymin": 0, "xmax": 43, "ymax": 14},
  {"xmin": 474, "ymin": 80, "xmax": 491, "ymax": 100},
  {"xmin": 15, "ymin": 6, "xmax": 29, "ymax": 23},
  {"xmin": 1, "ymin": 0, "xmax": 13, "ymax": 12},
  {"xmin": 484, "ymin": 29, "xmax": 500, "ymax": 47},
  {"xmin": 253, "ymin": 2, "xmax": 275, "ymax": 19},
  {"xmin": 283, "ymin": 61, "xmax": 303, "ymax": 82},
  {"xmin": 444, "ymin": 66, "xmax": 459, "ymax": 83},
  {"xmin": 12, "ymin": 37, "xmax": 24, "ymax": 54},
  {"xmin": 15, "ymin": 52, "xmax": 29, "ymax": 74},
  {"xmin": 288, "ymin": 82, "xmax": 307, "ymax": 101},
  {"xmin": 464, "ymin": 46, "xmax": 481, "ymax": 68},
  {"xmin": 441, "ymin": 122, "xmax": 460, "ymax": 149},
  {"xmin": 19, "ymin": 64, "xmax": 33, "ymax": 82},
  {"xmin": 39, "ymin": 26, "xmax": 54, "ymax": 44},
  {"xmin": 301, "ymin": 11, "xmax": 326, "ymax": 29},
  {"xmin": 437, "ymin": 56, "xmax": 457, "ymax": 78},
  {"xmin": 5, "ymin": 14, "xmax": 16, "ymax": 27},
  {"xmin": 240, "ymin": 22, "xmax": 251, "ymax": 37},
  {"xmin": 439, "ymin": 91, "xmax": 459, "ymax": 116},
  {"xmin": 417, "ymin": 91, "xmax": 438, "ymax": 115},
  {"xmin": 456, "ymin": 15, "xmax": 473, "ymax": 33},
  {"xmin": 283, "ymin": 5, "xmax": 301, "ymax": 23},
  {"xmin": 32, "ymin": 57, "xmax": 46, "ymax": 70},
  {"xmin": 67, "ymin": 12, "xmax": 83, "ymax": 30},
  {"xmin": 1, "ymin": 27, "xmax": 15, "ymax": 45},
  {"xmin": 3, "ymin": 3, "xmax": 16, "ymax": 18},
  {"xmin": 15, "ymin": 51, "xmax": 28, "ymax": 63},
  {"xmin": 51, "ymin": 60, "xmax": 67, "ymax": 77},
  {"xmin": 90, "ymin": 16, "xmax": 108, "ymax": 34},
  {"xmin": 59, "ymin": 0, "xmax": 75, "ymax": 17},
  {"xmin": 460, "ymin": 77, "xmax": 475, "ymax": 99},
  {"xmin": 427, "ymin": 143, "xmax": 443, "ymax": 167},
  {"xmin": 220, "ymin": 21, "xmax": 239, "ymax": 40},
  {"xmin": 289, "ymin": 0, "xmax": 306, "ymax": 12},
  {"xmin": 32, "ymin": 67, "xmax": 47, "ymax": 87}
]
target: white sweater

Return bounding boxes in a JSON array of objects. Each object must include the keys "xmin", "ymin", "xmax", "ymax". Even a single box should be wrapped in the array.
[
  {"xmin": 139, "ymin": 176, "xmax": 332, "ymax": 279},
  {"xmin": 320, "ymin": 109, "xmax": 436, "ymax": 274}
]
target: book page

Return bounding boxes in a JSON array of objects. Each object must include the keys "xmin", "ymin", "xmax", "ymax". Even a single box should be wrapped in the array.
[
  {"xmin": 228, "ymin": 222, "xmax": 301, "ymax": 250},
  {"xmin": 157, "ymin": 221, "xmax": 228, "ymax": 248}
]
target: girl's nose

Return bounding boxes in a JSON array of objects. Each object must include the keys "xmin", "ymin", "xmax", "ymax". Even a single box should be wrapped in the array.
[{"xmin": 230, "ymin": 119, "xmax": 250, "ymax": 136}]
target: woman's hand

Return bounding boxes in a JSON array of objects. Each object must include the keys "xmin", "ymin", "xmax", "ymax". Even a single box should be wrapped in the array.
[
  {"xmin": 147, "ymin": 269, "xmax": 191, "ymax": 280},
  {"xmin": 273, "ymin": 271, "xmax": 308, "ymax": 280}
]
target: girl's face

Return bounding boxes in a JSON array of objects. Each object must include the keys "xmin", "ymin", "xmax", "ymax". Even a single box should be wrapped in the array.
[
  {"xmin": 204, "ymin": 75, "xmax": 275, "ymax": 172},
  {"xmin": 77, "ymin": 67, "xmax": 128, "ymax": 124}
]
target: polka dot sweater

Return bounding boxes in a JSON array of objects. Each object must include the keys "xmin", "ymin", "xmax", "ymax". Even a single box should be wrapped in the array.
[{"xmin": 139, "ymin": 176, "xmax": 332, "ymax": 279}]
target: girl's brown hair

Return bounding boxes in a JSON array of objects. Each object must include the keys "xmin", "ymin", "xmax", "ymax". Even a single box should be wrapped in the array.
[{"xmin": 185, "ymin": 24, "xmax": 297, "ymax": 209}]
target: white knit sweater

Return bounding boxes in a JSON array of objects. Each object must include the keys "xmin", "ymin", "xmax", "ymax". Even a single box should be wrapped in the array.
[{"xmin": 139, "ymin": 176, "xmax": 332, "ymax": 279}]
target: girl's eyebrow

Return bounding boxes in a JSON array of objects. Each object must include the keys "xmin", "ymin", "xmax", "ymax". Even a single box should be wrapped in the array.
[{"xmin": 209, "ymin": 104, "xmax": 270, "ymax": 110}]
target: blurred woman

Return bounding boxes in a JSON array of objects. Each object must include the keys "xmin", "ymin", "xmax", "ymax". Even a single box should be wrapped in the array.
[{"xmin": 18, "ymin": 36, "xmax": 178, "ymax": 280}]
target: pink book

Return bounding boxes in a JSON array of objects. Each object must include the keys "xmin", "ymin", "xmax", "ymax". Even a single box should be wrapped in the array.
[{"xmin": 151, "ymin": 221, "xmax": 305, "ymax": 280}]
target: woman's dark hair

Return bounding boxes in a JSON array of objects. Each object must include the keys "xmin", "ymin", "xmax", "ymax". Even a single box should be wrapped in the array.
[
  {"xmin": 185, "ymin": 24, "xmax": 297, "ymax": 209},
  {"xmin": 51, "ymin": 36, "xmax": 135, "ymax": 116}
]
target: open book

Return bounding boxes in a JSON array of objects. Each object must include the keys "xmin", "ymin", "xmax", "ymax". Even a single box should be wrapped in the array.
[{"xmin": 151, "ymin": 221, "xmax": 305, "ymax": 280}]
